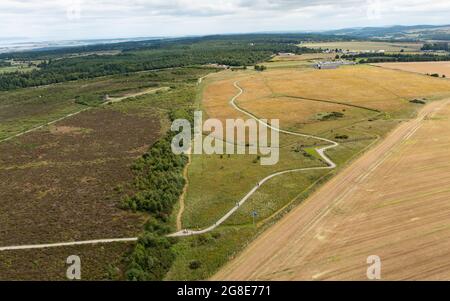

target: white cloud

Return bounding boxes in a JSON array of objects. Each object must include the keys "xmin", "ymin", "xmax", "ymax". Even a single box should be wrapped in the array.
[{"xmin": 0, "ymin": 0, "xmax": 449, "ymax": 40}]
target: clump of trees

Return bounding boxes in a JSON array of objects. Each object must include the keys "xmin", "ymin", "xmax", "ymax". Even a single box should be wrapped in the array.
[
  {"xmin": 335, "ymin": 134, "xmax": 349, "ymax": 140},
  {"xmin": 254, "ymin": 65, "xmax": 267, "ymax": 71},
  {"xmin": 126, "ymin": 231, "xmax": 175, "ymax": 281},
  {"xmin": 123, "ymin": 108, "xmax": 192, "ymax": 281}
]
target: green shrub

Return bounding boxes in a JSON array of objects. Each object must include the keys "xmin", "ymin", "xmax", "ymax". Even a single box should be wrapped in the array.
[{"xmin": 189, "ymin": 260, "xmax": 202, "ymax": 270}]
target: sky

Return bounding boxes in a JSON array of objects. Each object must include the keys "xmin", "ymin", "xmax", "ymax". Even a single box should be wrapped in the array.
[{"xmin": 1, "ymin": 0, "xmax": 450, "ymax": 41}]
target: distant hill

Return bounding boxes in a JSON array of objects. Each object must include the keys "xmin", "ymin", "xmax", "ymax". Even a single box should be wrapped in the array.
[{"xmin": 323, "ymin": 24, "xmax": 450, "ymax": 41}]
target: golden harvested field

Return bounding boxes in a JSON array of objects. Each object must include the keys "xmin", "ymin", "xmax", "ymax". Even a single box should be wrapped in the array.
[
  {"xmin": 204, "ymin": 66, "xmax": 450, "ymax": 133},
  {"xmin": 301, "ymin": 41, "xmax": 423, "ymax": 52},
  {"xmin": 214, "ymin": 99, "xmax": 450, "ymax": 280},
  {"xmin": 243, "ymin": 66, "xmax": 450, "ymax": 115},
  {"xmin": 373, "ymin": 61, "xmax": 450, "ymax": 78}
]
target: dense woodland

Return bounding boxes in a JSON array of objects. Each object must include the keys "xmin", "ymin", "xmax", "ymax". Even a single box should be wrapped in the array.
[{"xmin": 0, "ymin": 35, "xmax": 324, "ymax": 91}]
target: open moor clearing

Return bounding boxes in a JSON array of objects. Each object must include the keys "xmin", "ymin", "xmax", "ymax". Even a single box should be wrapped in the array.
[{"xmin": 0, "ymin": 108, "xmax": 159, "ymax": 247}]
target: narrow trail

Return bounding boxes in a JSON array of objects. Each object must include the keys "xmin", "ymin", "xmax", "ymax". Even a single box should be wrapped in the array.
[
  {"xmin": 168, "ymin": 81, "xmax": 339, "ymax": 237},
  {"xmin": 0, "ymin": 238, "xmax": 138, "ymax": 252},
  {"xmin": 176, "ymin": 150, "xmax": 192, "ymax": 231}
]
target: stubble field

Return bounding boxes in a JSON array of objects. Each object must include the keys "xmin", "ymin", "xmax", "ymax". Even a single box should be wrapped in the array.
[{"xmin": 214, "ymin": 99, "xmax": 450, "ymax": 280}]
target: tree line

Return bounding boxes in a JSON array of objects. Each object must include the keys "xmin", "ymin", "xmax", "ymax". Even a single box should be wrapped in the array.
[
  {"xmin": 122, "ymin": 108, "xmax": 193, "ymax": 281},
  {"xmin": 343, "ymin": 52, "xmax": 450, "ymax": 63},
  {"xmin": 0, "ymin": 36, "xmax": 321, "ymax": 91}
]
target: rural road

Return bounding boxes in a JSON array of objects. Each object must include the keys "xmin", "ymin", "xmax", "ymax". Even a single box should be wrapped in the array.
[{"xmin": 168, "ymin": 81, "xmax": 339, "ymax": 237}]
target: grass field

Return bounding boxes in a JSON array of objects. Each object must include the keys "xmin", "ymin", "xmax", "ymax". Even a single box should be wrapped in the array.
[
  {"xmin": 301, "ymin": 41, "xmax": 423, "ymax": 52},
  {"xmin": 373, "ymin": 61, "xmax": 450, "ymax": 78},
  {"xmin": 167, "ymin": 64, "xmax": 450, "ymax": 280}
]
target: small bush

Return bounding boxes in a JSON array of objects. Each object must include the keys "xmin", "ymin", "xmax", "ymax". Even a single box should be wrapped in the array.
[
  {"xmin": 335, "ymin": 134, "xmax": 349, "ymax": 140},
  {"xmin": 318, "ymin": 111, "xmax": 344, "ymax": 121},
  {"xmin": 189, "ymin": 260, "xmax": 202, "ymax": 270},
  {"xmin": 410, "ymin": 99, "xmax": 426, "ymax": 105}
]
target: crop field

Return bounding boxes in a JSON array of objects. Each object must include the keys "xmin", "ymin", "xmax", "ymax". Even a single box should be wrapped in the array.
[
  {"xmin": 301, "ymin": 41, "xmax": 423, "ymax": 52},
  {"xmin": 168, "ymin": 64, "xmax": 450, "ymax": 280},
  {"xmin": 214, "ymin": 99, "xmax": 450, "ymax": 280},
  {"xmin": 373, "ymin": 61, "xmax": 450, "ymax": 78}
]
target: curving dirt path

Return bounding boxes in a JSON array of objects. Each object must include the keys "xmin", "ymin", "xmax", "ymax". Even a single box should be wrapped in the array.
[
  {"xmin": 168, "ymin": 81, "xmax": 339, "ymax": 237},
  {"xmin": 176, "ymin": 150, "xmax": 192, "ymax": 231}
]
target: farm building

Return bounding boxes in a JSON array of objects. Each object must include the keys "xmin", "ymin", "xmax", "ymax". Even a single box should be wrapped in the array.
[
  {"xmin": 314, "ymin": 60, "xmax": 356, "ymax": 70},
  {"xmin": 278, "ymin": 52, "xmax": 296, "ymax": 57}
]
